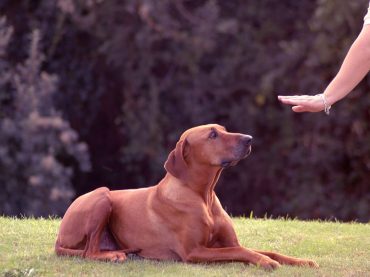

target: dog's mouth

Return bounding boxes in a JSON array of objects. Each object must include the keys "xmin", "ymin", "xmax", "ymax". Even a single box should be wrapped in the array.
[
  {"xmin": 245, "ymin": 145, "xmax": 252, "ymax": 157},
  {"xmin": 221, "ymin": 146, "xmax": 252, "ymax": 168},
  {"xmin": 221, "ymin": 160, "xmax": 236, "ymax": 168},
  {"xmin": 238, "ymin": 145, "xmax": 252, "ymax": 159}
]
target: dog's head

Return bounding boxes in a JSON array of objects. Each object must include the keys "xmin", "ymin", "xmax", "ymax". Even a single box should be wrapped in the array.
[{"xmin": 164, "ymin": 124, "xmax": 252, "ymax": 180}]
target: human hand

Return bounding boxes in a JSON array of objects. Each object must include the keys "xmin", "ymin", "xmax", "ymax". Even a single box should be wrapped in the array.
[{"xmin": 277, "ymin": 94, "xmax": 326, "ymax": 113}]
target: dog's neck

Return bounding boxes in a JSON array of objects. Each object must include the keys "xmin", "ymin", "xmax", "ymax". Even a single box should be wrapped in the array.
[
  {"xmin": 162, "ymin": 164, "xmax": 223, "ymax": 207},
  {"xmin": 189, "ymin": 163, "xmax": 223, "ymax": 207}
]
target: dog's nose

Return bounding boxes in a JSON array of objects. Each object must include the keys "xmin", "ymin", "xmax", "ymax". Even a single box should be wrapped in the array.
[{"xmin": 241, "ymin": 135, "xmax": 253, "ymax": 146}]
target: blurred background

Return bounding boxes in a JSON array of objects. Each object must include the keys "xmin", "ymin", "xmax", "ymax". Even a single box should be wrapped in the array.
[{"xmin": 0, "ymin": 0, "xmax": 369, "ymax": 222}]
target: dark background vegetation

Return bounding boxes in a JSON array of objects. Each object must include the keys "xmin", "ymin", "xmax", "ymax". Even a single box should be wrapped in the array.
[{"xmin": 0, "ymin": 0, "xmax": 369, "ymax": 222}]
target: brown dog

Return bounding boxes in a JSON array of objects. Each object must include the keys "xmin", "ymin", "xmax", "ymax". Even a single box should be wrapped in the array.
[{"xmin": 55, "ymin": 124, "xmax": 318, "ymax": 270}]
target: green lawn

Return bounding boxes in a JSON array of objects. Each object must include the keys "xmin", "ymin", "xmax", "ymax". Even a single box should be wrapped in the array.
[{"xmin": 0, "ymin": 217, "xmax": 369, "ymax": 277}]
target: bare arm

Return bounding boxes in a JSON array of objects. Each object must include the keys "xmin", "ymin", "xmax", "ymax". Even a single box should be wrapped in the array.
[{"xmin": 278, "ymin": 25, "xmax": 370, "ymax": 113}]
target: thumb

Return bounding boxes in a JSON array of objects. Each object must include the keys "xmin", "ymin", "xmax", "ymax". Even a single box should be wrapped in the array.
[{"xmin": 292, "ymin": 105, "xmax": 307, "ymax": 113}]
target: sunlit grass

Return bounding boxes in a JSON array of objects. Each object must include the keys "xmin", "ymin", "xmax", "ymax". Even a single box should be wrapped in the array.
[{"xmin": 0, "ymin": 217, "xmax": 369, "ymax": 276}]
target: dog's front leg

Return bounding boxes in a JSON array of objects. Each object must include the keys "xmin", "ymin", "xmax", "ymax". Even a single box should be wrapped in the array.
[
  {"xmin": 184, "ymin": 246, "xmax": 281, "ymax": 270},
  {"xmin": 251, "ymin": 249, "xmax": 319, "ymax": 268}
]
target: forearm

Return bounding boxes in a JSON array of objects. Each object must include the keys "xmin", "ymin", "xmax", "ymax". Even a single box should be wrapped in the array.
[{"xmin": 324, "ymin": 26, "xmax": 370, "ymax": 106}]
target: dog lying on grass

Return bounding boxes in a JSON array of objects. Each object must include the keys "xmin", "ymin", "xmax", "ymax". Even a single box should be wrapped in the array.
[{"xmin": 55, "ymin": 124, "xmax": 318, "ymax": 270}]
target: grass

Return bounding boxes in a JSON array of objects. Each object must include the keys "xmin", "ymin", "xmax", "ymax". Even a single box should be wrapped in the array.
[{"xmin": 0, "ymin": 217, "xmax": 369, "ymax": 277}]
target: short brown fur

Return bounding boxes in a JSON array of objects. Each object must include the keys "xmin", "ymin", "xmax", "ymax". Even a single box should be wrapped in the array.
[{"xmin": 55, "ymin": 124, "xmax": 318, "ymax": 270}]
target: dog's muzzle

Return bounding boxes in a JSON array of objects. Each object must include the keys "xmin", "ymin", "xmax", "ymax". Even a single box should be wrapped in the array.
[
  {"xmin": 236, "ymin": 135, "xmax": 253, "ymax": 158},
  {"xmin": 221, "ymin": 135, "xmax": 253, "ymax": 168}
]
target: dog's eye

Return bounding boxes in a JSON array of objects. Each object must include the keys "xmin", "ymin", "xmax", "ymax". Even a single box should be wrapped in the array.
[{"xmin": 209, "ymin": 129, "xmax": 218, "ymax": 139}]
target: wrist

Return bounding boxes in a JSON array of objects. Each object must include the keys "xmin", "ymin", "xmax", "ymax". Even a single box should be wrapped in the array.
[
  {"xmin": 323, "ymin": 92, "xmax": 336, "ymax": 107},
  {"xmin": 320, "ymin": 93, "xmax": 331, "ymax": 115}
]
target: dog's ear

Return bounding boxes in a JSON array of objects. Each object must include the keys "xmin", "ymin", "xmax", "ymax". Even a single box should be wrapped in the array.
[{"xmin": 164, "ymin": 139, "xmax": 189, "ymax": 181}]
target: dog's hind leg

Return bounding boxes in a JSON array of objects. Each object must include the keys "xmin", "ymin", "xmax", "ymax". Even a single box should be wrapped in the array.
[{"xmin": 55, "ymin": 187, "xmax": 127, "ymax": 262}]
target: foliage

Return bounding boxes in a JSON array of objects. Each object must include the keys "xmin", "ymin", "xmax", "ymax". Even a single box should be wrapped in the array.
[
  {"xmin": 0, "ymin": 0, "xmax": 369, "ymax": 221},
  {"xmin": 0, "ymin": 18, "xmax": 90, "ymax": 216}
]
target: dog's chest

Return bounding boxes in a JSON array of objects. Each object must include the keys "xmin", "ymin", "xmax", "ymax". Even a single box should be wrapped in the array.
[{"xmin": 200, "ymin": 207, "xmax": 217, "ymax": 245}]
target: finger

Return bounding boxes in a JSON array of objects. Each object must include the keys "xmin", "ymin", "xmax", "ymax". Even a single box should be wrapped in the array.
[
  {"xmin": 279, "ymin": 99, "xmax": 295, "ymax": 105},
  {"xmin": 278, "ymin": 94, "xmax": 308, "ymax": 98},
  {"xmin": 278, "ymin": 96, "xmax": 312, "ymax": 104},
  {"xmin": 279, "ymin": 98, "xmax": 307, "ymax": 105},
  {"xmin": 292, "ymin": 105, "xmax": 308, "ymax": 113},
  {"xmin": 279, "ymin": 95, "xmax": 312, "ymax": 100},
  {"xmin": 278, "ymin": 95, "xmax": 295, "ymax": 100}
]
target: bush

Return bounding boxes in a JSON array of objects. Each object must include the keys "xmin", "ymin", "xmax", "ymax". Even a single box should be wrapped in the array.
[
  {"xmin": 0, "ymin": 18, "xmax": 90, "ymax": 216},
  {"xmin": 0, "ymin": 1, "xmax": 369, "ymax": 221}
]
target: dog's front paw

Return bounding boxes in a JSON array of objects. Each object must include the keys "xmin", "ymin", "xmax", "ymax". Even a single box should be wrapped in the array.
[
  {"xmin": 258, "ymin": 258, "xmax": 281, "ymax": 270},
  {"xmin": 297, "ymin": 259, "xmax": 319, "ymax": 268}
]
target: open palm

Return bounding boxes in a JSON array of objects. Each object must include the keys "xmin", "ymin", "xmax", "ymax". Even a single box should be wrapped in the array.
[{"xmin": 278, "ymin": 94, "xmax": 325, "ymax": 113}]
